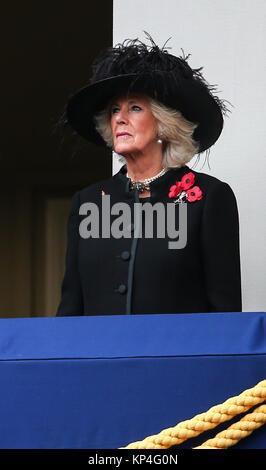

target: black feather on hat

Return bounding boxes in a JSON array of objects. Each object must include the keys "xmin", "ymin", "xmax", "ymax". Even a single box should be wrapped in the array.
[{"xmin": 63, "ymin": 33, "xmax": 230, "ymax": 153}]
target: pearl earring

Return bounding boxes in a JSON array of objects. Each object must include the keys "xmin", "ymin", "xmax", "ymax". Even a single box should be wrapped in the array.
[{"xmin": 157, "ymin": 132, "xmax": 164, "ymax": 144}]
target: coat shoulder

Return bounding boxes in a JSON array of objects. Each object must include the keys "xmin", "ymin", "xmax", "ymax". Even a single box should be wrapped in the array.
[
  {"xmin": 190, "ymin": 168, "xmax": 237, "ymax": 198},
  {"xmin": 191, "ymin": 169, "xmax": 225, "ymax": 188},
  {"xmin": 77, "ymin": 173, "xmax": 116, "ymax": 202}
]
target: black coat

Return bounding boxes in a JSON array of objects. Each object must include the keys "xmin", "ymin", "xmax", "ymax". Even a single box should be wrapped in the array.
[{"xmin": 56, "ymin": 164, "xmax": 242, "ymax": 316}]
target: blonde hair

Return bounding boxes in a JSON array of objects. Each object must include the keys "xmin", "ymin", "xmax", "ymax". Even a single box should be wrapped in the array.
[{"xmin": 94, "ymin": 96, "xmax": 199, "ymax": 168}]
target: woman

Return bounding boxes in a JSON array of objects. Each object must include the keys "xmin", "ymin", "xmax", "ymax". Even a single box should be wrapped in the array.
[{"xmin": 56, "ymin": 36, "xmax": 242, "ymax": 316}]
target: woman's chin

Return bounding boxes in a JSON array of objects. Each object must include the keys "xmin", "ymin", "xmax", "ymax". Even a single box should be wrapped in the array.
[{"xmin": 114, "ymin": 144, "xmax": 136, "ymax": 155}]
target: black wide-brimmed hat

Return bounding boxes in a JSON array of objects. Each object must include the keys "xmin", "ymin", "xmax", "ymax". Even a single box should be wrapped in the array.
[{"xmin": 65, "ymin": 34, "xmax": 229, "ymax": 153}]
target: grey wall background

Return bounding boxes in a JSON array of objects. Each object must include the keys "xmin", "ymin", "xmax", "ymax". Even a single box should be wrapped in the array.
[{"xmin": 113, "ymin": 0, "xmax": 266, "ymax": 312}]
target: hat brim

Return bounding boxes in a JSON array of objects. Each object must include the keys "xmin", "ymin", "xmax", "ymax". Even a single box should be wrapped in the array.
[{"xmin": 66, "ymin": 73, "xmax": 223, "ymax": 153}]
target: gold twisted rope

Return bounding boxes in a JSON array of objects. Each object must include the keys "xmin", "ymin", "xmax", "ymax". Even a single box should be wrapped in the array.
[
  {"xmin": 120, "ymin": 380, "xmax": 266, "ymax": 449},
  {"xmin": 194, "ymin": 404, "xmax": 266, "ymax": 449}
]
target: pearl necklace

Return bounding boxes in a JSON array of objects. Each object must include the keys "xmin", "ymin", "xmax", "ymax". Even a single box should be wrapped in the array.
[{"xmin": 126, "ymin": 168, "xmax": 167, "ymax": 193}]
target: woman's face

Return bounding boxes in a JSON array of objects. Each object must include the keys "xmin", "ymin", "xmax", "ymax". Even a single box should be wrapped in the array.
[{"xmin": 110, "ymin": 93, "xmax": 158, "ymax": 156}]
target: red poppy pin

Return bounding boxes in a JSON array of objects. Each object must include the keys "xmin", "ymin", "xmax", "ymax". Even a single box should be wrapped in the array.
[{"xmin": 169, "ymin": 172, "xmax": 203, "ymax": 203}]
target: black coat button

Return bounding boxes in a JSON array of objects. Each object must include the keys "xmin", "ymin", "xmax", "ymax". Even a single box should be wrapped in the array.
[
  {"xmin": 121, "ymin": 251, "xmax": 130, "ymax": 261},
  {"xmin": 118, "ymin": 284, "xmax": 127, "ymax": 294}
]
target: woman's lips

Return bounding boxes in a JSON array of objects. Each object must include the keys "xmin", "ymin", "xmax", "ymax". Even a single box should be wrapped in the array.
[{"xmin": 116, "ymin": 132, "xmax": 132, "ymax": 137}]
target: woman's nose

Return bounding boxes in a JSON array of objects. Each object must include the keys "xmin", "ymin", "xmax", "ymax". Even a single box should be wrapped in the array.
[{"xmin": 115, "ymin": 109, "xmax": 128, "ymax": 123}]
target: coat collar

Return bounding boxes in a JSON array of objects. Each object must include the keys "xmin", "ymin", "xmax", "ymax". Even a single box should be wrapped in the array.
[{"xmin": 113, "ymin": 164, "xmax": 191, "ymax": 202}]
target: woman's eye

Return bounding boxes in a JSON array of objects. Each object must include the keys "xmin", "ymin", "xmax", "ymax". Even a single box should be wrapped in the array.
[
  {"xmin": 111, "ymin": 107, "xmax": 120, "ymax": 114},
  {"xmin": 111, "ymin": 104, "xmax": 141, "ymax": 114}
]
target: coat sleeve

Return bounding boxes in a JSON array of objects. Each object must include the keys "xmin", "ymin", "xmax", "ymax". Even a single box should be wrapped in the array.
[
  {"xmin": 56, "ymin": 190, "xmax": 84, "ymax": 316},
  {"xmin": 200, "ymin": 180, "xmax": 242, "ymax": 312}
]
